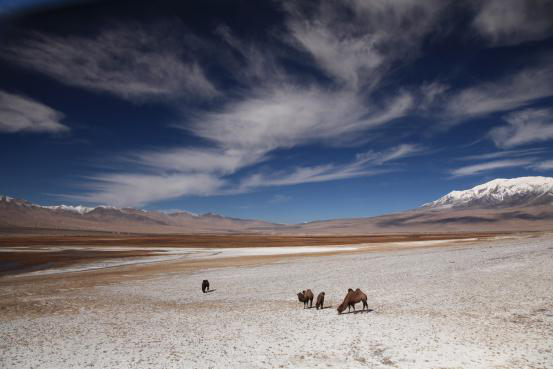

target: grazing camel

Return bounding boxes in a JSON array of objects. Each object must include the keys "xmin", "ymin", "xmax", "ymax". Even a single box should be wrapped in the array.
[
  {"xmin": 297, "ymin": 289, "xmax": 314, "ymax": 308},
  {"xmin": 202, "ymin": 279, "xmax": 210, "ymax": 293},
  {"xmin": 316, "ymin": 292, "xmax": 325, "ymax": 310},
  {"xmin": 337, "ymin": 288, "xmax": 368, "ymax": 314}
]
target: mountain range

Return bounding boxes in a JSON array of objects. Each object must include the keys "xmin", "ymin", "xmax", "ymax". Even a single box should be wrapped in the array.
[{"xmin": 1, "ymin": 177, "xmax": 553, "ymax": 234}]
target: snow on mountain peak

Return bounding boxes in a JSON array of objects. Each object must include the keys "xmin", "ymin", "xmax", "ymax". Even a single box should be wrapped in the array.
[
  {"xmin": 41, "ymin": 205, "xmax": 96, "ymax": 214},
  {"xmin": 423, "ymin": 176, "xmax": 553, "ymax": 209}
]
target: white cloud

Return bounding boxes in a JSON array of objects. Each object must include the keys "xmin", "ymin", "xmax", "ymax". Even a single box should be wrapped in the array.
[
  {"xmin": 0, "ymin": 90, "xmax": 68, "ymax": 133},
  {"xmin": 75, "ymin": 173, "xmax": 223, "ymax": 208},
  {"xmin": 285, "ymin": 0, "xmax": 445, "ymax": 89},
  {"xmin": 356, "ymin": 144, "xmax": 423, "ymax": 165},
  {"xmin": 459, "ymin": 148, "xmax": 547, "ymax": 161},
  {"xmin": 489, "ymin": 108, "xmax": 553, "ymax": 148},
  {"xmin": 239, "ymin": 143, "xmax": 417, "ymax": 190},
  {"xmin": 239, "ymin": 163, "xmax": 379, "ymax": 190},
  {"xmin": 450, "ymin": 159, "xmax": 534, "ymax": 177},
  {"xmin": 4, "ymin": 23, "xmax": 217, "ymax": 102},
  {"xmin": 472, "ymin": 0, "xmax": 553, "ymax": 46},
  {"xmin": 445, "ymin": 64, "xmax": 553, "ymax": 120},
  {"xmin": 130, "ymin": 147, "xmax": 265, "ymax": 175},
  {"xmin": 532, "ymin": 160, "xmax": 553, "ymax": 171},
  {"xmin": 191, "ymin": 85, "xmax": 413, "ymax": 152}
]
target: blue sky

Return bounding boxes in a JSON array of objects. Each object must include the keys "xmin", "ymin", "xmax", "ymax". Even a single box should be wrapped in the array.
[{"xmin": 0, "ymin": 0, "xmax": 553, "ymax": 223}]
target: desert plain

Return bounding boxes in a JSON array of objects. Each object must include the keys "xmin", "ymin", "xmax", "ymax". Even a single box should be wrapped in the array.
[{"xmin": 1, "ymin": 232, "xmax": 552, "ymax": 368}]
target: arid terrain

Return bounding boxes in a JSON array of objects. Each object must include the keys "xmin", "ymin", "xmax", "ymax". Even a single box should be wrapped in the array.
[
  {"xmin": 0, "ymin": 232, "xmax": 504, "ymax": 276},
  {"xmin": 1, "ymin": 232, "xmax": 552, "ymax": 368}
]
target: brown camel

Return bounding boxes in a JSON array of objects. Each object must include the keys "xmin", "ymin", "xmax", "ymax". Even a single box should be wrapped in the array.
[
  {"xmin": 297, "ymin": 289, "xmax": 314, "ymax": 308},
  {"xmin": 337, "ymin": 288, "xmax": 368, "ymax": 314},
  {"xmin": 315, "ymin": 292, "xmax": 325, "ymax": 310}
]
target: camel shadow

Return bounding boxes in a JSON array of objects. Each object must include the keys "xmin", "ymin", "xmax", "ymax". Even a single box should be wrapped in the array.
[
  {"xmin": 317, "ymin": 306, "xmax": 333, "ymax": 310},
  {"xmin": 341, "ymin": 309, "xmax": 374, "ymax": 315},
  {"xmin": 205, "ymin": 289, "xmax": 216, "ymax": 293}
]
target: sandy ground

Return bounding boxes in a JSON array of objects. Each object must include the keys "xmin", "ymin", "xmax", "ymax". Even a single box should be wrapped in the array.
[{"xmin": 1, "ymin": 235, "xmax": 552, "ymax": 368}]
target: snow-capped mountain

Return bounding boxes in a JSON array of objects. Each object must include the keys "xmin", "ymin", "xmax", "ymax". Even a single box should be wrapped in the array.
[
  {"xmin": 423, "ymin": 177, "xmax": 553, "ymax": 209},
  {"xmin": 0, "ymin": 195, "xmax": 111, "ymax": 214},
  {"xmin": 42, "ymin": 205, "xmax": 96, "ymax": 214}
]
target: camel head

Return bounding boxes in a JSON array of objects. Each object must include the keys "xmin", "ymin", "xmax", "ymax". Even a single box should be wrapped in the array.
[
  {"xmin": 337, "ymin": 303, "xmax": 346, "ymax": 314},
  {"xmin": 297, "ymin": 292, "xmax": 305, "ymax": 302}
]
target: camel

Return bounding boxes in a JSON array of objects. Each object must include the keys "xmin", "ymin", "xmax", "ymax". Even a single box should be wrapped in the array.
[
  {"xmin": 202, "ymin": 279, "xmax": 210, "ymax": 293},
  {"xmin": 337, "ymin": 288, "xmax": 368, "ymax": 314},
  {"xmin": 316, "ymin": 292, "xmax": 325, "ymax": 310},
  {"xmin": 297, "ymin": 289, "xmax": 314, "ymax": 308}
]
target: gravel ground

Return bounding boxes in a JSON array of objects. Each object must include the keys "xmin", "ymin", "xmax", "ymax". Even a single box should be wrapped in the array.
[{"xmin": 1, "ymin": 236, "xmax": 552, "ymax": 368}]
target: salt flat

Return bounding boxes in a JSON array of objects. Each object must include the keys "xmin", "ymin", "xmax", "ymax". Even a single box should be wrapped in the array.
[{"xmin": 1, "ymin": 236, "xmax": 552, "ymax": 368}]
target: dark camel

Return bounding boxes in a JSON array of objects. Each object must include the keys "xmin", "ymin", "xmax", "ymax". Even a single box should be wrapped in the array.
[
  {"xmin": 202, "ymin": 279, "xmax": 210, "ymax": 293},
  {"xmin": 337, "ymin": 288, "xmax": 368, "ymax": 314},
  {"xmin": 297, "ymin": 289, "xmax": 314, "ymax": 308}
]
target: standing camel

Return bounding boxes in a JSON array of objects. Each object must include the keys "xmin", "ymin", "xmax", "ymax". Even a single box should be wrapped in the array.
[
  {"xmin": 337, "ymin": 288, "xmax": 368, "ymax": 314},
  {"xmin": 297, "ymin": 289, "xmax": 314, "ymax": 308}
]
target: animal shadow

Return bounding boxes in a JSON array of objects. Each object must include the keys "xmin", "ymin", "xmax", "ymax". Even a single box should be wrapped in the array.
[
  {"xmin": 341, "ymin": 308, "xmax": 374, "ymax": 315},
  {"xmin": 205, "ymin": 289, "xmax": 216, "ymax": 293}
]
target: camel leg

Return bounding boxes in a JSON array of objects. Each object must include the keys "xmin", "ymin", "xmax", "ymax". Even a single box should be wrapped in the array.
[
  {"xmin": 363, "ymin": 300, "xmax": 368, "ymax": 310},
  {"xmin": 310, "ymin": 298, "xmax": 313, "ymax": 308}
]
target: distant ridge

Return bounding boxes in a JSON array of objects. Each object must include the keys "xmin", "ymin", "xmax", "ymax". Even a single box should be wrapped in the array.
[
  {"xmin": 2, "ymin": 176, "xmax": 553, "ymax": 234},
  {"xmin": 0, "ymin": 195, "xmax": 278, "ymax": 234}
]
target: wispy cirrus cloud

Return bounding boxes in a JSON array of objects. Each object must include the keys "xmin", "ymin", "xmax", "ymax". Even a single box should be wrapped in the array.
[
  {"xmin": 31, "ymin": 1, "xmax": 551, "ymax": 207},
  {"xmin": 191, "ymin": 86, "xmax": 413, "ymax": 152},
  {"xmin": 285, "ymin": 0, "xmax": 446, "ymax": 89},
  {"xmin": 356, "ymin": 144, "xmax": 424, "ymax": 165},
  {"xmin": 472, "ymin": 0, "xmax": 553, "ymax": 46},
  {"xmin": 239, "ymin": 162, "xmax": 381, "ymax": 190},
  {"xmin": 73, "ymin": 173, "xmax": 223, "ymax": 207},
  {"xmin": 3, "ymin": 22, "xmax": 217, "ymax": 103},
  {"xmin": 239, "ymin": 143, "xmax": 418, "ymax": 190},
  {"xmin": 56, "ymin": 1, "xmax": 437, "ymax": 206},
  {"xmin": 450, "ymin": 158, "xmax": 534, "ymax": 177},
  {"xmin": 489, "ymin": 108, "xmax": 553, "ymax": 148},
  {"xmin": 459, "ymin": 147, "xmax": 547, "ymax": 161},
  {"xmin": 444, "ymin": 63, "xmax": 553, "ymax": 120},
  {"xmin": 0, "ymin": 90, "xmax": 68, "ymax": 133},
  {"xmin": 532, "ymin": 160, "xmax": 553, "ymax": 171}
]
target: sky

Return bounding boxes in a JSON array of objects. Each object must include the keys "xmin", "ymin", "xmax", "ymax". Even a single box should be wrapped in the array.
[{"xmin": 0, "ymin": 0, "xmax": 552, "ymax": 223}]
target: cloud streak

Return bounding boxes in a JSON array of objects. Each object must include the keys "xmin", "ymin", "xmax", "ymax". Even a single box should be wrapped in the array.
[
  {"xmin": 4, "ymin": 22, "xmax": 217, "ymax": 103},
  {"xmin": 489, "ymin": 108, "xmax": 553, "ymax": 148},
  {"xmin": 444, "ymin": 63, "xmax": 553, "ymax": 120},
  {"xmin": 450, "ymin": 159, "xmax": 534, "ymax": 177},
  {"xmin": 472, "ymin": 0, "xmax": 553, "ymax": 46},
  {"xmin": 0, "ymin": 90, "xmax": 68, "ymax": 133},
  {"xmin": 74, "ymin": 173, "xmax": 224, "ymax": 207}
]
